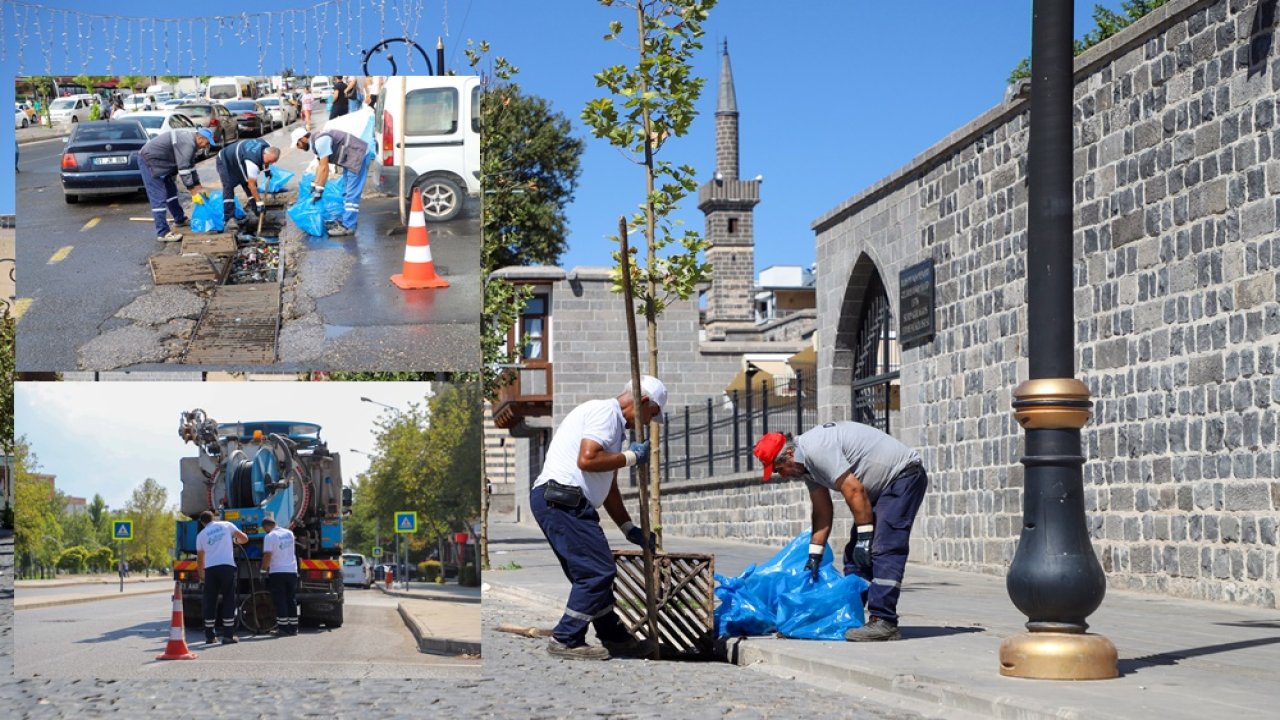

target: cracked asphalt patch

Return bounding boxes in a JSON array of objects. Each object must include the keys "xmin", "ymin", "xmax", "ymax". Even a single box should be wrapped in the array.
[
  {"xmin": 114, "ymin": 285, "xmax": 207, "ymax": 324},
  {"xmin": 76, "ymin": 325, "xmax": 168, "ymax": 370}
]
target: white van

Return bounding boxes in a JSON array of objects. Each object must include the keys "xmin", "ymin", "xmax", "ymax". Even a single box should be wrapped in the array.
[
  {"xmin": 374, "ymin": 75, "xmax": 480, "ymax": 222},
  {"xmin": 310, "ymin": 76, "xmax": 333, "ymax": 101},
  {"xmin": 207, "ymin": 76, "xmax": 259, "ymax": 102},
  {"xmin": 48, "ymin": 94, "xmax": 95, "ymax": 124},
  {"xmin": 341, "ymin": 553, "xmax": 373, "ymax": 589}
]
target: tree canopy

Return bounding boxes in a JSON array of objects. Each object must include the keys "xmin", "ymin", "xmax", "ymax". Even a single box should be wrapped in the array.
[{"xmin": 1008, "ymin": 1, "xmax": 1170, "ymax": 83}]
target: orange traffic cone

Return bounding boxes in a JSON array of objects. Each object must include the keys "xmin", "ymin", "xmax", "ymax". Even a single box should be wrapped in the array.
[
  {"xmin": 156, "ymin": 582, "xmax": 198, "ymax": 661},
  {"xmin": 390, "ymin": 187, "xmax": 450, "ymax": 290}
]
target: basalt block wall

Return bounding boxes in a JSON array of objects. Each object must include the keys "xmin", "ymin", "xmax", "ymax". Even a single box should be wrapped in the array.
[{"xmin": 650, "ymin": 0, "xmax": 1280, "ymax": 608}]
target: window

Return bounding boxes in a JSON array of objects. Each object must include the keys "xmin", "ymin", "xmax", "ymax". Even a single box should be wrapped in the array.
[
  {"xmin": 405, "ymin": 87, "xmax": 458, "ymax": 136},
  {"xmin": 519, "ymin": 296, "xmax": 548, "ymax": 361},
  {"xmin": 727, "ymin": 218, "xmax": 738, "ymax": 234},
  {"xmin": 471, "ymin": 85, "xmax": 481, "ymax": 133}
]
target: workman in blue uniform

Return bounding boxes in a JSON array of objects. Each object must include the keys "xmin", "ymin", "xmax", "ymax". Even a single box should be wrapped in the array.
[
  {"xmin": 754, "ymin": 422, "xmax": 929, "ymax": 642},
  {"xmin": 196, "ymin": 509, "xmax": 249, "ymax": 644},
  {"xmin": 260, "ymin": 515, "xmax": 299, "ymax": 636},
  {"xmin": 290, "ymin": 126, "xmax": 370, "ymax": 237},
  {"xmin": 531, "ymin": 376, "xmax": 667, "ymax": 660},
  {"xmin": 215, "ymin": 138, "xmax": 280, "ymax": 234},
  {"xmin": 137, "ymin": 127, "xmax": 214, "ymax": 241}
]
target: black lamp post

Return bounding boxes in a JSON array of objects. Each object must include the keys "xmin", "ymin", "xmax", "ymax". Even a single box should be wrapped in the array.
[{"xmin": 1001, "ymin": 0, "xmax": 1117, "ymax": 680}]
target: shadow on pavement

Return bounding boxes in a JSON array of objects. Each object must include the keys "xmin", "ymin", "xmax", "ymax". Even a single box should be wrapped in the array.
[
  {"xmin": 899, "ymin": 624, "xmax": 986, "ymax": 640},
  {"xmin": 1118, "ymin": 635, "xmax": 1280, "ymax": 675},
  {"xmin": 74, "ymin": 620, "xmax": 168, "ymax": 644}
]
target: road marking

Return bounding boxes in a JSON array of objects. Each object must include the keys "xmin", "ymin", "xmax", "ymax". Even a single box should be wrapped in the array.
[
  {"xmin": 48, "ymin": 245, "xmax": 73, "ymax": 264},
  {"xmin": 12, "ymin": 298, "xmax": 32, "ymax": 321},
  {"xmin": 81, "ymin": 217, "xmax": 100, "ymax": 231}
]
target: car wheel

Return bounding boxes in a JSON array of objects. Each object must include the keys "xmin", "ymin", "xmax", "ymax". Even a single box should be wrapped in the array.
[
  {"xmin": 415, "ymin": 176, "xmax": 465, "ymax": 222},
  {"xmin": 64, "ymin": 193, "xmax": 79, "ymax": 204},
  {"xmin": 19, "ymin": 118, "xmax": 28, "ymax": 128},
  {"xmin": 71, "ymin": 116, "xmax": 78, "ymax": 123}
]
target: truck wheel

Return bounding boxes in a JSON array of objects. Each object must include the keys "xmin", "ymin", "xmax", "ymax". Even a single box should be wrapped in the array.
[
  {"xmin": 183, "ymin": 599, "xmax": 203, "ymax": 629},
  {"xmin": 414, "ymin": 177, "xmax": 464, "ymax": 222}
]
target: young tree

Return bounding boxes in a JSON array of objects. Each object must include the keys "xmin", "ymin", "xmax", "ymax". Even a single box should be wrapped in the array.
[
  {"xmin": 581, "ymin": 0, "xmax": 718, "ymax": 538},
  {"xmin": 13, "ymin": 440, "xmax": 61, "ymax": 575},
  {"xmin": 123, "ymin": 478, "xmax": 175, "ymax": 576}
]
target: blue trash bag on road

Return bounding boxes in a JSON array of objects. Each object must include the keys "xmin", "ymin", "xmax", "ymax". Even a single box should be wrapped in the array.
[
  {"xmin": 297, "ymin": 171, "xmax": 344, "ymax": 222},
  {"xmin": 714, "ymin": 530, "xmax": 868, "ymax": 641},
  {"xmin": 190, "ymin": 191, "xmax": 246, "ymax": 233},
  {"xmin": 299, "ymin": 171, "xmax": 315, "ymax": 196},
  {"xmin": 265, "ymin": 168, "xmax": 295, "ymax": 194},
  {"xmin": 287, "ymin": 197, "xmax": 326, "ymax": 237}
]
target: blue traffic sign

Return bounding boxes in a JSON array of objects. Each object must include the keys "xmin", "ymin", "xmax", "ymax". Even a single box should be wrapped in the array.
[
  {"xmin": 372, "ymin": 546, "xmax": 383, "ymax": 557},
  {"xmin": 394, "ymin": 511, "xmax": 417, "ymax": 534},
  {"xmin": 113, "ymin": 521, "xmax": 134, "ymax": 541}
]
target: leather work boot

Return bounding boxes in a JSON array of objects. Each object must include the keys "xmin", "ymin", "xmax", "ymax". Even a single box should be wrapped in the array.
[
  {"xmin": 844, "ymin": 617, "xmax": 902, "ymax": 642},
  {"xmin": 601, "ymin": 635, "xmax": 655, "ymax": 659},
  {"xmin": 546, "ymin": 639, "xmax": 609, "ymax": 661}
]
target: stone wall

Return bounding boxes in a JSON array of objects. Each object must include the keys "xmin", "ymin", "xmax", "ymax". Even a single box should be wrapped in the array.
[{"xmin": 796, "ymin": 0, "xmax": 1280, "ymax": 608}]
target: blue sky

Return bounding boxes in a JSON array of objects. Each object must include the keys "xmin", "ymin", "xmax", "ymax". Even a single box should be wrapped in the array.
[
  {"xmin": 15, "ymin": 381, "xmax": 433, "ymax": 510},
  {"xmin": 2, "ymin": 0, "xmax": 1126, "ymax": 274}
]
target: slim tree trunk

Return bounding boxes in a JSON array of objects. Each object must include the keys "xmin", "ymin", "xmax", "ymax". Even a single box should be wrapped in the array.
[{"xmin": 480, "ymin": 475, "xmax": 490, "ymax": 571}]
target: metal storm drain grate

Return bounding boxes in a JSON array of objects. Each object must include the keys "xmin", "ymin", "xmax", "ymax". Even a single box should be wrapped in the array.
[
  {"xmin": 182, "ymin": 283, "xmax": 281, "ymax": 364},
  {"xmin": 179, "ymin": 233, "xmax": 238, "ymax": 258},
  {"xmin": 612, "ymin": 550, "xmax": 716, "ymax": 658},
  {"xmin": 149, "ymin": 254, "xmax": 225, "ymax": 284}
]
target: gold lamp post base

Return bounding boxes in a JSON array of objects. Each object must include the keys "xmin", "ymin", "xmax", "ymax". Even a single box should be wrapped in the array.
[{"xmin": 999, "ymin": 632, "xmax": 1118, "ymax": 680}]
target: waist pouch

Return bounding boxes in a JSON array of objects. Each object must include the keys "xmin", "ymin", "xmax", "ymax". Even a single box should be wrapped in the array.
[{"xmin": 543, "ymin": 480, "xmax": 585, "ymax": 509}]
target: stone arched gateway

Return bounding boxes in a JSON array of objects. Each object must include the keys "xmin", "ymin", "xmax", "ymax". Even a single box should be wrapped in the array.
[{"xmin": 831, "ymin": 253, "xmax": 899, "ymax": 431}]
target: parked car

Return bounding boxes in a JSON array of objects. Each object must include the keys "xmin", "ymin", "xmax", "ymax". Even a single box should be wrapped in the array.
[
  {"xmin": 160, "ymin": 98, "xmax": 186, "ymax": 110},
  {"xmin": 223, "ymin": 99, "xmax": 268, "ymax": 137},
  {"xmin": 48, "ymin": 94, "xmax": 95, "ymax": 124},
  {"xmin": 14, "ymin": 106, "xmax": 29, "ymax": 129},
  {"xmin": 118, "ymin": 111, "xmax": 196, "ymax": 139},
  {"xmin": 258, "ymin": 96, "xmax": 296, "ymax": 128},
  {"xmin": 341, "ymin": 553, "xmax": 374, "ymax": 589},
  {"xmin": 59, "ymin": 120, "xmax": 148, "ymax": 204},
  {"xmin": 175, "ymin": 102, "xmax": 240, "ymax": 146}
]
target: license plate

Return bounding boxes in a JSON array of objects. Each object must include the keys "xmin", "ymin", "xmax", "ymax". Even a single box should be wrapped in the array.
[{"xmin": 94, "ymin": 156, "xmax": 128, "ymax": 165}]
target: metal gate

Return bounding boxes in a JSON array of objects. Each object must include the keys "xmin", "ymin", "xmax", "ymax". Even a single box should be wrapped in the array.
[{"xmin": 851, "ymin": 273, "xmax": 898, "ymax": 431}]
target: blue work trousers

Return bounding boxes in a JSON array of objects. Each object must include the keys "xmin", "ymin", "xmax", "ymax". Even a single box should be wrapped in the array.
[
  {"xmin": 216, "ymin": 161, "xmax": 251, "ymax": 223},
  {"xmin": 137, "ymin": 154, "xmax": 186, "ymax": 236},
  {"xmin": 843, "ymin": 464, "xmax": 929, "ymax": 625},
  {"xmin": 339, "ymin": 154, "xmax": 371, "ymax": 229},
  {"xmin": 267, "ymin": 572, "xmax": 298, "ymax": 632},
  {"xmin": 202, "ymin": 564, "xmax": 238, "ymax": 639},
  {"xmin": 530, "ymin": 484, "xmax": 631, "ymax": 646}
]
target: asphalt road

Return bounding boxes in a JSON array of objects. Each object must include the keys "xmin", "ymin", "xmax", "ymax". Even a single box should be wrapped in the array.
[
  {"xmin": 17, "ymin": 579, "xmax": 170, "ymax": 599},
  {"xmin": 14, "ymin": 115, "xmax": 478, "ymax": 372},
  {"xmin": 15, "ymin": 586, "xmax": 479, "ymax": 679}
]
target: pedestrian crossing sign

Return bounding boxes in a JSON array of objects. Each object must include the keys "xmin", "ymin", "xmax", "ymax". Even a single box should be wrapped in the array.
[
  {"xmin": 394, "ymin": 512, "xmax": 417, "ymax": 534},
  {"xmin": 372, "ymin": 546, "xmax": 383, "ymax": 557},
  {"xmin": 114, "ymin": 521, "xmax": 133, "ymax": 541}
]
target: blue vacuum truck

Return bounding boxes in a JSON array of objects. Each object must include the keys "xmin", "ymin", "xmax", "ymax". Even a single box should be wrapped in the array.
[{"xmin": 172, "ymin": 409, "xmax": 351, "ymax": 631}]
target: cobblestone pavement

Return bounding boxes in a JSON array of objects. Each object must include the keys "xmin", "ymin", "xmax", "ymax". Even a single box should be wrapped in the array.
[{"xmin": 478, "ymin": 587, "xmax": 922, "ymax": 720}]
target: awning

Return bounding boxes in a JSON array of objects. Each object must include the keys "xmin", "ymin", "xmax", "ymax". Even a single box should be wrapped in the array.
[{"xmin": 724, "ymin": 360, "xmax": 798, "ymax": 398}]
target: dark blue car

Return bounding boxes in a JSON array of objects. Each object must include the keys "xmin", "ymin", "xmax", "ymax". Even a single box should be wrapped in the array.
[{"xmin": 60, "ymin": 120, "xmax": 149, "ymax": 204}]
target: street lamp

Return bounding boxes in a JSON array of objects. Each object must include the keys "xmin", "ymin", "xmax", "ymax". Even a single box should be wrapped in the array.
[
  {"xmin": 360, "ymin": 397, "xmax": 403, "ymax": 413},
  {"xmin": 1002, "ymin": 0, "xmax": 1116, "ymax": 681}
]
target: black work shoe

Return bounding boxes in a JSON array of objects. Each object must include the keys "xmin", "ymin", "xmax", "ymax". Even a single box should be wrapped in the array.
[
  {"xmin": 546, "ymin": 639, "xmax": 609, "ymax": 661},
  {"xmin": 205, "ymin": 633, "xmax": 217, "ymax": 645},
  {"xmin": 220, "ymin": 636, "xmax": 240, "ymax": 645},
  {"xmin": 601, "ymin": 635, "xmax": 654, "ymax": 658},
  {"xmin": 844, "ymin": 617, "xmax": 901, "ymax": 642},
  {"xmin": 326, "ymin": 222, "xmax": 354, "ymax": 237}
]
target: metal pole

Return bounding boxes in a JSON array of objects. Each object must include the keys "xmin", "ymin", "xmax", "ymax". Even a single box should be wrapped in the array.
[
  {"xmin": 118, "ymin": 541, "xmax": 123, "ymax": 593},
  {"xmin": 684, "ymin": 405, "xmax": 691, "ymax": 480},
  {"xmin": 795, "ymin": 372, "xmax": 804, "ymax": 436},
  {"xmin": 745, "ymin": 379, "xmax": 754, "ymax": 470},
  {"xmin": 761, "ymin": 380, "xmax": 769, "ymax": 436},
  {"xmin": 732, "ymin": 390, "xmax": 741, "ymax": 473},
  {"xmin": 1001, "ymin": 0, "xmax": 1116, "ymax": 681},
  {"xmin": 662, "ymin": 412, "xmax": 670, "ymax": 485},
  {"xmin": 398, "ymin": 77, "xmax": 408, "ymax": 225},
  {"xmin": 707, "ymin": 397, "xmax": 714, "ymax": 477}
]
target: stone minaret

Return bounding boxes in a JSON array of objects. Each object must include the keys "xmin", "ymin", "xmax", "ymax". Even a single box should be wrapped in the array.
[{"xmin": 698, "ymin": 40, "xmax": 761, "ymax": 340}]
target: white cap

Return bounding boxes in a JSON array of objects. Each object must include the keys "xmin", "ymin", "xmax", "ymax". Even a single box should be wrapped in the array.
[
  {"xmin": 290, "ymin": 127, "xmax": 309, "ymax": 146},
  {"xmin": 624, "ymin": 375, "xmax": 667, "ymax": 415}
]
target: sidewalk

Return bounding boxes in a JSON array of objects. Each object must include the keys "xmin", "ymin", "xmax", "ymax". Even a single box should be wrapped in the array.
[
  {"xmin": 14, "ymin": 581, "xmax": 174, "ymax": 610},
  {"xmin": 16, "ymin": 123, "xmax": 70, "ymax": 144},
  {"xmin": 15, "ymin": 573, "xmax": 173, "ymax": 589},
  {"xmin": 377, "ymin": 582, "xmax": 481, "ymax": 656},
  {"xmin": 485, "ymin": 522, "xmax": 1280, "ymax": 720}
]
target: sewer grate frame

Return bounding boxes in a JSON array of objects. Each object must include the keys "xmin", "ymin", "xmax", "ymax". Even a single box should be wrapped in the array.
[{"xmin": 181, "ymin": 245, "xmax": 284, "ymax": 365}]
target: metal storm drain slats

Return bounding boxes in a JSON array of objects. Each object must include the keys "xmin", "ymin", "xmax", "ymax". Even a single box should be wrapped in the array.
[
  {"xmin": 149, "ymin": 254, "xmax": 225, "ymax": 284},
  {"xmin": 179, "ymin": 233, "xmax": 238, "ymax": 258},
  {"xmin": 612, "ymin": 550, "xmax": 716, "ymax": 658},
  {"xmin": 182, "ymin": 283, "xmax": 280, "ymax": 364}
]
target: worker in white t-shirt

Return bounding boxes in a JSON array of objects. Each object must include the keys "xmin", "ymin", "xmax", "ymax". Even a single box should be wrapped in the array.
[
  {"xmin": 260, "ymin": 515, "xmax": 299, "ymax": 636},
  {"xmin": 196, "ymin": 509, "xmax": 249, "ymax": 645},
  {"xmin": 530, "ymin": 375, "xmax": 667, "ymax": 661}
]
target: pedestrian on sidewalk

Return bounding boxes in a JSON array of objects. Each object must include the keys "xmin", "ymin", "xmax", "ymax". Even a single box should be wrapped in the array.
[
  {"xmin": 137, "ymin": 127, "xmax": 215, "ymax": 241},
  {"xmin": 291, "ymin": 126, "xmax": 369, "ymax": 237},
  {"xmin": 300, "ymin": 89, "xmax": 314, "ymax": 128},
  {"xmin": 328, "ymin": 76, "xmax": 355, "ymax": 119},
  {"xmin": 260, "ymin": 515, "xmax": 299, "ymax": 636},
  {"xmin": 754, "ymin": 423, "xmax": 929, "ymax": 643},
  {"xmin": 215, "ymin": 137, "xmax": 280, "ymax": 235},
  {"xmin": 196, "ymin": 509, "xmax": 249, "ymax": 645},
  {"xmin": 530, "ymin": 376, "xmax": 666, "ymax": 661}
]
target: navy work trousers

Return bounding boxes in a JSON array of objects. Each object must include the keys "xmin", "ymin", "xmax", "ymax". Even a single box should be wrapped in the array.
[
  {"xmin": 202, "ymin": 564, "xmax": 238, "ymax": 639},
  {"xmin": 843, "ymin": 464, "xmax": 929, "ymax": 624},
  {"xmin": 138, "ymin": 154, "xmax": 186, "ymax": 236},
  {"xmin": 530, "ymin": 483, "xmax": 631, "ymax": 646},
  {"xmin": 267, "ymin": 572, "xmax": 298, "ymax": 632}
]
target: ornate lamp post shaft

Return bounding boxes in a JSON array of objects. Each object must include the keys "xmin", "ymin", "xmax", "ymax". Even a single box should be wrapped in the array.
[{"xmin": 1001, "ymin": 0, "xmax": 1118, "ymax": 680}]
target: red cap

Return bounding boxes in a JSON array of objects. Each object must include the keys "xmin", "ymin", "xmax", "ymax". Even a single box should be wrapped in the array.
[{"xmin": 753, "ymin": 432, "xmax": 787, "ymax": 482}]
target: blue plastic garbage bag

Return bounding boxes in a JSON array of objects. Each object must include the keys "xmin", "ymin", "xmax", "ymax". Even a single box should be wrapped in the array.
[
  {"xmin": 714, "ymin": 531, "xmax": 868, "ymax": 641},
  {"xmin": 190, "ymin": 192, "xmax": 246, "ymax": 233},
  {"xmin": 297, "ymin": 171, "xmax": 344, "ymax": 222},
  {"xmin": 299, "ymin": 171, "xmax": 315, "ymax": 196},
  {"xmin": 287, "ymin": 197, "xmax": 326, "ymax": 237},
  {"xmin": 265, "ymin": 168, "xmax": 295, "ymax": 194}
]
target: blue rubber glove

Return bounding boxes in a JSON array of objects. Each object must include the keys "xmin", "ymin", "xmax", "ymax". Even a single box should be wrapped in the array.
[
  {"xmin": 626, "ymin": 440, "xmax": 650, "ymax": 467},
  {"xmin": 624, "ymin": 523, "xmax": 656, "ymax": 551}
]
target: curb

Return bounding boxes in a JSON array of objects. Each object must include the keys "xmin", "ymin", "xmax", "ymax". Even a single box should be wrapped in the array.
[
  {"xmin": 17, "ymin": 133, "xmax": 70, "ymax": 145},
  {"xmin": 376, "ymin": 584, "xmax": 482, "ymax": 604},
  {"xmin": 15, "ymin": 576, "xmax": 174, "ymax": 589},
  {"xmin": 16, "ymin": 585, "xmax": 174, "ymax": 610},
  {"xmin": 395, "ymin": 602, "xmax": 481, "ymax": 657}
]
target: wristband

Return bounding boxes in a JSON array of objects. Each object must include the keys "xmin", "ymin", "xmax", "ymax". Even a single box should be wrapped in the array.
[
  {"xmin": 857, "ymin": 524, "xmax": 874, "ymax": 534},
  {"xmin": 808, "ymin": 544, "xmax": 824, "ymax": 556},
  {"xmin": 622, "ymin": 450, "xmax": 637, "ymax": 467},
  {"xmin": 620, "ymin": 521, "xmax": 636, "ymax": 534}
]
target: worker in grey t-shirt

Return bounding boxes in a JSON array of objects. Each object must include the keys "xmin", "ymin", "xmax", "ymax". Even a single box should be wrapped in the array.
[{"xmin": 754, "ymin": 421, "xmax": 929, "ymax": 642}]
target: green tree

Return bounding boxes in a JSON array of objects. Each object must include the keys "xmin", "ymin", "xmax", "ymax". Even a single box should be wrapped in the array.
[
  {"xmin": 71, "ymin": 74, "xmax": 96, "ymax": 95},
  {"xmin": 123, "ymin": 478, "xmax": 175, "ymax": 575},
  {"xmin": 1008, "ymin": 1, "xmax": 1169, "ymax": 83},
  {"xmin": 61, "ymin": 510, "xmax": 98, "ymax": 551},
  {"xmin": 117, "ymin": 75, "xmax": 148, "ymax": 93},
  {"xmin": 90, "ymin": 545, "xmax": 116, "ymax": 574},
  {"xmin": 0, "ymin": 314, "xmax": 13, "ymax": 458},
  {"xmin": 581, "ymin": 0, "xmax": 718, "ymax": 538},
  {"xmin": 56, "ymin": 546, "xmax": 90, "ymax": 574},
  {"xmin": 13, "ymin": 440, "xmax": 62, "ymax": 575}
]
